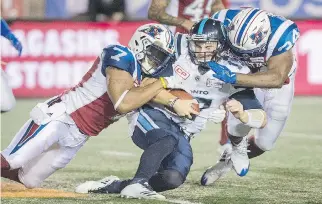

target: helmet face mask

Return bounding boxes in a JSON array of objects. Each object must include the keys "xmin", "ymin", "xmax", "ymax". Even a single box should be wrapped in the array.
[
  {"xmin": 128, "ymin": 24, "xmax": 175, "ymax": 77},
  {"xmin": 141, "ymin": 42, "xmax": 175, "ymax": 76},
  {"xmin": 188, "ymin": 19, "xmax": 227, "ymax": 66},
  {"xmin": 188, "ymin": 38, "xmax": 221, "ymax": 64}
]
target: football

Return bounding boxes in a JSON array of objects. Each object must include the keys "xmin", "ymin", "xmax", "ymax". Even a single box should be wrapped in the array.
[{"xmin": 166, "ymin": 89, "xmax": 200, "ymax": 114}]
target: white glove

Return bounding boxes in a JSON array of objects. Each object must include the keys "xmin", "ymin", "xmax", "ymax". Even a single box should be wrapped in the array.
[{"xmin": 208, "ymin": 105, "xmax": 226, "ymax": 123}]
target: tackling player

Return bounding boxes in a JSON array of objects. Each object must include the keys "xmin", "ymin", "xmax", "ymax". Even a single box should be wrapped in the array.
[
  {"xmin": 1, "ymin": 18, "xmax": 23, "ymax": 112},
  {"xmin": 0, "ymin": 23, "xmax": 197, "ymax": 189},
  {"xmin": 148, "ymin": 0, "xmax": 226, "ymax": 33},
  {"xmin": 201, "ymin": 8, "xmax": 300, "ymax": 185},
  {"xmin": 74, "ymin": 19, "xmax": 267, "ymax": 200}
]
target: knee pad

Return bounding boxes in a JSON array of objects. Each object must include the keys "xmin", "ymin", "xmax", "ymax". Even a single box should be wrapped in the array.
[{"xmin": 162, "ymin": 170, "xmax": 185, "ymax": 190}]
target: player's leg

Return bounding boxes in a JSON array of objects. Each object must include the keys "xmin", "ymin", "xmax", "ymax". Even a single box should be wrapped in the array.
[
  {"xmin": 218, "ymin": 117, "xmax": 232, "ymax": 156},
  {"xmin": 249, "ymin": 75, "xmax": 295, "ymax": 157},
  {"xmin": 120, "ymin": 109, "xmax": 179, "ymax": 199},
  {"xmin": 149, "ymin": 134, "xmax": 193, "ymax": 192},
  {"xmin": 201, "ymin": 89, "xmax": 263, "ymax": 185},
  {"xmin": 247, "ymin": 88, "xmax": 266, "ymax": 158},
  {"xmin": 227, "ymin": 113, "xmax": 252, "ymax": 176},
  {"xmin": 18, "ymin": 133, "xmax": 87, "ymax": 189},
  {"xmin": 1, "ymin": 119, "xmax": 66, "ymax": 170},
  {"xmin": 1, "ymin": 119, "xmax": 35, "ymax": 170},
  {"xmin": 218, "ymin": 101, "xmax": 232, "ymax": 158},
  {"xmin": 75, "ymin": 109, "xmax": 184, "ymax": 198},
  {"xmin": 75, "ymin": 132, "xmax": 189, "ymax": 195},
  {"xmin": 1, "ymin": 69, "xmax": 16, "ymax": 112},
  {"xmin": 1, "ymin": 119, "xmax": 70, "ymax": 185}
]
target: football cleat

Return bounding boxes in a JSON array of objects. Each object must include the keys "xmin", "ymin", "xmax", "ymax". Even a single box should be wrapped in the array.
[
  {"xmin": 201, "ymin": 146, "xmax": 233, "ymax": 186},
  {"xmin": 231, "ymin": 137, "xmax": 250, "ymax": 177},
  {"xmin": 120, "ymin": 180, "xmax": 165, "ymax": 200},
  {"xmin": 75, "ymin": 175, "xmax": 120, "ymax": 194}
]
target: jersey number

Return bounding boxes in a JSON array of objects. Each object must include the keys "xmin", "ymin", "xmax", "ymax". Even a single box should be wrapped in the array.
[
  {"xmin": 111, "ymin": 47, "xmax": 127, "ymax": 61},
  {"xmin": 278, "ymin": 29, "xmax": 300, "ymax": 52},
  {"xmin": 183, "ymin": 0, "xmax": 212, "ymax": 22}
]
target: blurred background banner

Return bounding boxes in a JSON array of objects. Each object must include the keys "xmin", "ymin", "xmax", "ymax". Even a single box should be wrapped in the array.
[
  {"xmin": 1, "ymin": 0, "xmax": 321, "ymax": 97},
  {"xmin": 229, "ymin": 0, "xmax": 322, "ymax": 19},
  {"xmin": 1, "ymin": 21, "xmax": 147, "ymax": 97},
  {"xmin": 294, "ymin": 20, "xmax": 322, "ymax": 95},
  {"xmin": 3, "ymin": 0, "xmax": 321, "ymax": 20},
  {"xmin": 1, "ymin": 20, "xmax": 322, "ymax": 97}
]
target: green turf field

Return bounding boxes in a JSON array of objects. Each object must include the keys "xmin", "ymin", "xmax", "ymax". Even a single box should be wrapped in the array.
[{"xmin": 1, "ymin": 97, "xmax": 322, "ymax": 204}]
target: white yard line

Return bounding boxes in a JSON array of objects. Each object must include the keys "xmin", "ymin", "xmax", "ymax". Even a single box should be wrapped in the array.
[
  {"xmin": 166, "ymin": 199, "xmax": 203, "ymax": 204},
  {"xmin": 100, "ymin": 150, "xmax": 136, "ymax": 157}
]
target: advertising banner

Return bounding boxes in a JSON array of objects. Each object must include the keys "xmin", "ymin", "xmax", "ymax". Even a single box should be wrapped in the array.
[
  {"xmin": 1, "ymin": 20, "xmax": 321, "ymax": 97},
  {"xmin": 228, "ymin": 0, "xmax": 322, "ymax": 19}
]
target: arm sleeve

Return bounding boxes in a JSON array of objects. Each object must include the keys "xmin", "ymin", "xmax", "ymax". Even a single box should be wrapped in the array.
[{"xmin": 272, "ymin": 23, "xmax": 300, "ymax": 57}]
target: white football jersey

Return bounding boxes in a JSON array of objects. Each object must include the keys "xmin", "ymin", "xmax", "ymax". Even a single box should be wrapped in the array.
[{"xmin": 144, "ymin": 34, "xmax": 251, "ymax": 137}]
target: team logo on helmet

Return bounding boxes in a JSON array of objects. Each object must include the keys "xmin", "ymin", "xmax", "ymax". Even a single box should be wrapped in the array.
[
  {"xmin": 140, "ymin": 26, "xmax": 163, "ymax": 39},
  {"xmin": 249, "ymin": 25, "xmax": 268, "ymax": 45}
]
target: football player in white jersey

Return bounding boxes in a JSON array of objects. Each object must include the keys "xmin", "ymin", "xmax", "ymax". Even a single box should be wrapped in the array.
[
  {"xmin": 75, "ymin": 19, "xmax": 267, "ymax": 200},
  {"xmin": 201, "ymin": 8, "xmax": 300, "ymax": 185},
  {"xmin": 0, "ymin": 23, "xmax": 198, "ymax": 189}
]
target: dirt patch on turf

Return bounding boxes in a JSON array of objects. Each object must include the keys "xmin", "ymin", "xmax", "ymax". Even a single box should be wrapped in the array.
[{"xmin": 1, "ymin": 182, "xmax": 87, "ymax": 198}]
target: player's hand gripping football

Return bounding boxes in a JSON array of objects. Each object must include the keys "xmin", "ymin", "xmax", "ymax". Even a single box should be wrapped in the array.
[
  {"xmin": 226, "ymin": 99, "xmax": 247, "ymax": 122},
  {"xmin": 173, "ymin": 99, "xmax": 199, "ymax": 119}
]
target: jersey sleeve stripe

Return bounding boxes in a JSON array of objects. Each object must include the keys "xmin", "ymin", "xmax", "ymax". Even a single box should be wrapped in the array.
[
  {"xmin": 266, "ymin": 20, "xmax": 294, "ymax": 59},
  {"xmin": 128, "ymin": 48, "xmax": 139, "ymax": 80}
]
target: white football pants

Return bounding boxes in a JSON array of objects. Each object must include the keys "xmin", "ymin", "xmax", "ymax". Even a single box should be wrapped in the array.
[
  {"xmin": 253, "ymin": 73, "xmax": 295, "ymax": 151},
  {"xmin": 1, "ymin": 113, "xmax": 88, "ymax": 188},
  {"xmin": 226, "ymin": 72, "xmax": 295, "ymax": 151}
]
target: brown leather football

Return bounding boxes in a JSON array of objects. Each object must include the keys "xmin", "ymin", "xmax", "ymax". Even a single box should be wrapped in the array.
[{"xmin": 166, "ymin": 89, "xmax": 200, "ymax": 114}]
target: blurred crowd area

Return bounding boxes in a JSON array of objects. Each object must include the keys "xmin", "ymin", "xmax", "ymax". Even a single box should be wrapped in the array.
[{"xmin": 2, "ymin": 0, "xmax": 322, "ymax": 21}]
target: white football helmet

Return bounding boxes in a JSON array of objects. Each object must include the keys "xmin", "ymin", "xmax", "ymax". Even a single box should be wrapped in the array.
[
  {"xmin": 128, "ymin": 23, "xmax": 175, "ymax": 77},
  {"xmin": 227, "ymin": 8, "xmax": 271, "ymax": 56}
]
